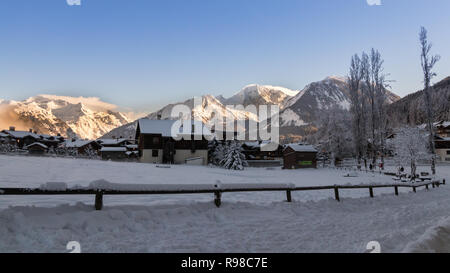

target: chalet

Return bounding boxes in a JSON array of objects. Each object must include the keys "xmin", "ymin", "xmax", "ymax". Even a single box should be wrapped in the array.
[
  {"xmin": 242, "ymin": 141, "xmax": 283, "ymax": 167},
  {"xmin": 1, "ymin": 127, "xmax": 66, "ymax": 149},
  {"xmin": 1, "ymin": 128, "xmax": 39, "ymax": 148},
  {"xmin": 37, "ymin": 134, "xmax": 65, "ymax": 148},
  {"xmin": 25, "ymin": 142, "xmax": 48, "ymax": 155},
  {"xmin": 135, "ymin": 119, "xmax": 211, "ymax": 165},
  {"xmin": 283, "ymin": 144, "xmax": 318, "ymax": 169},
  {"xmin": 100, "ymin": 147, "xmax": 128, "ymax": 161},
  {"xmin": 97, "ymin": 138, "xmax": 134, "ymax": 147},
  {"xmin": 0, "ymin": 133, "xmax": 9, "ymax": 144},
  {"xmin": 64, "ymin": 139, "xmax": 102, "ymax": 155},
  {"xmin": 435, "ymin": 136, "xmax": 450, "ymax": 162},
  {"xmin": 435, "ymin": 121, "xmax": 450, "ymax": 138}
]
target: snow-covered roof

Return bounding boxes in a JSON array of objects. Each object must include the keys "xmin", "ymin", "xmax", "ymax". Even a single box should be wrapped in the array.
[
  {"xmin": 2, "ymin": 130, "xmax": 39, "ymax": 139},
  {"xmin": 284, "ymin": 144, "xmax": 317, "ymax": 153},
  {"xmin": 100, "ymin": 147, "xmax": 127, "ymax": 152},
  {"xmin": 98, "ymin": 138, "xmax": 129, "ymax": 145},
  {"xmin": 65, "ymin": 139, "xmax": 96, "ymax": 148},
  {"xmin": 0, "ymin": 133, "xmax": 8, "ymax": 138},
  {"xmin": 138, "ymin": 119, "xmax": 212, "ymax": 137},
  {"xmin": 126, "ymin": 144, "xmax": 138, "ymax": 149},
  {"xmin": 437, "ymin": 121, "xmax": 450, "ymax": 128},
  {"xmin": 243, "ymin": 141, "xmax": 260, "ymax": 148},
  {"xmin": 25, "ymin": 142, "xmax": 48, "ymax": 149}
]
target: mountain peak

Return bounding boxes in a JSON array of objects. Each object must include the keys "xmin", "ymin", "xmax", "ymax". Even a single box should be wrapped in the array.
[{"xmin": 0, "ymin": 95, "xmax": 134, "ymax": 139}]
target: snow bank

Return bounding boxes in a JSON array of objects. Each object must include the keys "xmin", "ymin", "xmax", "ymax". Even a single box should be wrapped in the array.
[
  {"xmin": 220, "ymin": 183, "xmax": 295, "ymax": 190},
  {"xmin": 1, "ymin": 185, "xmax": 450, "ymax": 253},
  {"xmin": 87, "ymin": 179, "xmax": 218, "ymax": 191},
  {"xmin": 86, "ymin": 180, "xmax": 294, "ymax": 192},
  {"xmin": 402, "ymin": 217, "xmax": 450, "ymax": 253}
]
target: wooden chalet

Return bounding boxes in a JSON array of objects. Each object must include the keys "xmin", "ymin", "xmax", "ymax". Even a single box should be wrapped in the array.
[
  {"xmin": 1, "ymin": 128, "xmax": 39, "ymax": 148},
  {"xmin": 25, "ymin": 142, "xmax": 48, "ymax": 155},
  {"xmin": 64, "ymin": 139, "xmax": 102, "ymax": 155},
  {"xmin": 283, "ymin": 144, "xmax": 318, "ymax": 169},
  {"xmin": 435, "ymin": 135, "xmax": 450, "ymax": 162},
  {"xmin": 97, "ymin": 138, "xmax": 134, "ymax": 147},
  {"xmin": 100, "ymin": 147, "xmax": 128, "ymax": 161},
  {"xmin": 435, "ymin": 121, "xmax": 450, "ymax": 138},
  {"xmin": 135, "ymin": 119, "xmax": 211, "ymax": 165}
]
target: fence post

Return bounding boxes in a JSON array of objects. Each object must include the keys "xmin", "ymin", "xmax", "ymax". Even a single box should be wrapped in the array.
[
  {"xmin": 413, "ymin": 186, "xmax": 416, "ymax": 193},
  {"xmin": 394, "ymin": 186, "xmax": 398, "ymax": 196},
  {"xmin": 286, "ymin": 190, "xmax": 292, "ymax": 202},
  {"xmin": 334, "ymin": 186, "xmax": 340, "ymax": 202},
  {"xmin": 214, "ymin": 191, "xmax": 222, "ymax": 208},
  {"xmin": 369, "ymin": 187, "xmax": 374, "ymax": 198},
  {"xmin": 432, "ymin": 183, "xmax": 435, "ymax": 188},
  {"xmin": 425, "ymin": 184, "xmax": 429, "ymax": 190},
  {"xmin": 95, "ymin": 192, "xmax": 103, "ymax": 211},
  {"xmin": 443, "ymin": 179, "xmax": 446, "ymax": 185}
]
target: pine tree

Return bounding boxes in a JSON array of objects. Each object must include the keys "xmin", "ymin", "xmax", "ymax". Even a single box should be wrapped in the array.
[
  {"xmin": 220, "ymin": 141, "xmax": 248, "ymax": 170},
  {"xmin": 209, "ymin": 140, "xmax": 226, "ymax": 166}
]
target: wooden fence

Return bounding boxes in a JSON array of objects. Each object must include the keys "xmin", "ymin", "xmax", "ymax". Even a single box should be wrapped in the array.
[{"xmin": 0, "ymin": 179, "xmax": 445, "ymax": 210}]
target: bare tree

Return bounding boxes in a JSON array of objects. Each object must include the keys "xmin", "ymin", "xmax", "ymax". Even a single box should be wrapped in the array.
[
  {"xmin": 348, "ymin": 54, "xmax": 363, "ymax": 164},
  {"xmin": 419, "ymin": 26, "xmax": 440, "ymax": 175},
  {"xmin": 349, "ymin": 49, "xmax": 390, "ymax": 169}
]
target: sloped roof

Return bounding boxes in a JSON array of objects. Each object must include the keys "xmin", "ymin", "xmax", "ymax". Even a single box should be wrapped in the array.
[
  {"xmin": 100, "ymin": 147, "xmax": 127, "ymax": 152},
  {"xmin": 25, "ymin": 142, "xmax": 48, "ymax": 149},
  {"xmin": 284, "ymin": 144, "xmax": 317, "ymax": 153},
  {"xmin": 137, "ymin": 119, "xmax": 212, "ymax": 137},
  {"xmin": 98, "ymin": 138, "xmax": 129, "ymax": 145},
  {"xmin": 2, "ymin": 130, "xmax": 39, "ymax": 139},
  {"xmin": 64, "ymin": 139, "xmax": 96, "ymax": 148}
]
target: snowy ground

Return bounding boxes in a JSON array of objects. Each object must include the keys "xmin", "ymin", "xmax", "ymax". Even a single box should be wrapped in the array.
[{"xmin": 0, "ymin": 155, "xmax": 449, "ymax": 253}]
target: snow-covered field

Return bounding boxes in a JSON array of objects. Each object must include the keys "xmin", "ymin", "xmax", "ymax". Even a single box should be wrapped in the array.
[{"xmin": 0, "ymin": 155, "xmax": 449, "ymax": 253}]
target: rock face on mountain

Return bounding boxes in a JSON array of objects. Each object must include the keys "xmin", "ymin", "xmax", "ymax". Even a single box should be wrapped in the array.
[
  {"xmin": 387, "ymin": 77, "xmax": 450, "ymax": 127},
  {"xmin": 0, "ymin": 95, "xmax": 133, "ymax": 139}
]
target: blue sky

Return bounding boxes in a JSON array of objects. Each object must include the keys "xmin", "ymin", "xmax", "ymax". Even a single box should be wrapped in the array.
[{"xmin": 0, "ymin": 0, "xmax": 449, "ymax": 112}]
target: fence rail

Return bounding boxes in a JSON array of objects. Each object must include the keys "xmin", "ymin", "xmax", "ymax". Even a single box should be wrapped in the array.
[{"xmin": 0, "ymin": 179, "xmax": 445, "ymax": 210}]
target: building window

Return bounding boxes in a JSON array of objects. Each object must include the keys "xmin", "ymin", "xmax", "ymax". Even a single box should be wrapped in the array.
[
  {"xmin": 152, "ymin": 150, "xmax": 159, "ymax": 157},
  {"xmin": 447, "ymin": 150, "xmax": 450, "ymax": 155},
  {"xmin": 152, "ymin": 137, "xmax": 160, "ymax": 145}
]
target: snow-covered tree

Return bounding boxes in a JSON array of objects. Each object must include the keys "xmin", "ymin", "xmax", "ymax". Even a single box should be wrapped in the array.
[
  {"xmin": 419, "ymin": 26, "xmax": 440, "ymax": 175},
  {"xmin": 348, "ymin": 54, "xmax": 365, "ymax": 164},
  {"xmin": 220, "ymin": 141, "xmax": 248, "ymax": 170},
  {"xmin": 315, "ymin": 106, "xmax": 354, "ymax": 163},
  {"xmin": 0, "ymin": 143, "xmax": 18, "ymax": 153},
  {"xmin": 348, "ymin": 49, "xmax": 390, "ymax": 168},
  {"xmin": 393, "ymin": 127, "xmax": 432, "ymax": 181},
  {"xmin": 208, "ymin": 140, "xmax": 226, "ymax": 166},
  {"xmin": 83, "ymin": 146, "xmax": 99, "ymax": 159}
]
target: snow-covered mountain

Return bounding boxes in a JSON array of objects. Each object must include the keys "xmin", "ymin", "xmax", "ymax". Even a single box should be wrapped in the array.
[
  {"xmin": 219, "ymin": 84, "xmax": 299, "ymax": 107},
  {"xmin": 0, "ymin": 95, "xmax": 135, "ymax": 139},
  {"xmin": 2, "ymin": 78, "xmax": 400, "ymax": 142},
  {"xmin": 104, "ymin": 78, "xmax": 400, "ymax": 141},
  {"xmin": 278, "ymin": 76, "xmax": 400, "ymax": 142},
  {"xmin": 105, "ymin": 85, "xmax": 300, "ymax": 139}
]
